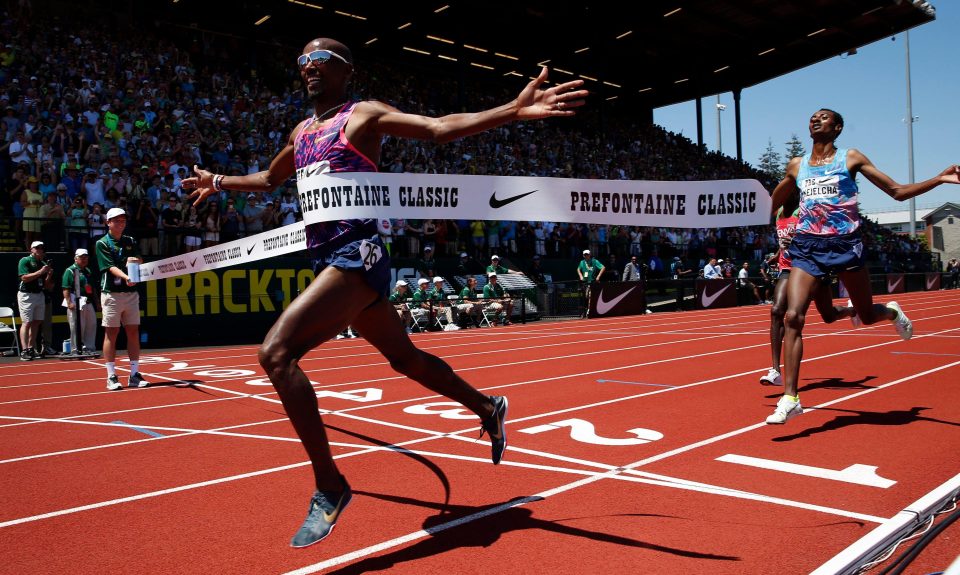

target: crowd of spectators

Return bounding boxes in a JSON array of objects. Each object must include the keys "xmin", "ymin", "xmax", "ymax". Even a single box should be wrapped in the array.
[{"xmin": 0, "ymin": 11, "xmax": 933, "ymax": 274}]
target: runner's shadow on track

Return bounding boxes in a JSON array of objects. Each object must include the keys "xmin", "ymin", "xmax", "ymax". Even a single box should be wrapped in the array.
[
  {"xmin": 325, "ymin": 491, "xmax": 739, "ymax": 574},
  {"xmin": 324, "ymin": 422, "xmax": 455, "ymax": 509},
  {"xmin": 764, "ymin": 375, "xmax": 877, "ymax": 398},
  {"xmin": 772, "ymin": 406, "xmax": 960, "ymax": 442},
  {"xmin": 151, "ymin": 379, "xmax": 204, "ymax": 389}
]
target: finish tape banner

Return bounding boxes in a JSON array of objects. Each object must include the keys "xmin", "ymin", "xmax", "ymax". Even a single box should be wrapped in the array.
[
  {"xmin": 141, "ymin": 172, "xmax": 771, "ymax": 281},
  {"xmin": 140, "ymin": 223, "xmax": 307, "ymax": 281},
  {"xmin": 296, "ymin": 171, "xmax": 771, "ymax": 228}
]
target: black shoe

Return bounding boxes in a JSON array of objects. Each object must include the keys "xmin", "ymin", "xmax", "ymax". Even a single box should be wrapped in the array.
[
  {"xmin": 480, "ymin": 395, "xmax": 509, "ymax": 465},
  {"xmin": 290, "ymin": 477, "xmax": 353, "ymax": 548},
  {"xmin": 19, "ymin": 350, "xmax": 32, "ymax": 361}
]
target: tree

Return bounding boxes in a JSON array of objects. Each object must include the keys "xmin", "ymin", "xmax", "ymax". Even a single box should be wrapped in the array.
[
  {"xmin": 784, "ymin": 133, "xmax": 806, "ymax": 166},
  {"xmin": 757, "ymin": 138, "xmax": 784, "ymax": 181}
]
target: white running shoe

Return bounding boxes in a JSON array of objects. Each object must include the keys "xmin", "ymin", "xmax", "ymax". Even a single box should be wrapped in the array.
[
  {"xmin": 886, "ymin": 301, "xmax": 913, "ymax": 340},
  {"xmin": 106, "ymin": 375, "xmax": 122, "ymax": 391},
  {"xmin": 766, "ymin": 395, "xmax": 803, "ymax": 424},
  {"xmin": 759, "ymin": 368, "xmax": 782, "ymax": 386},
  {"xmin": 128, "ymin": 372, "xmax": 148, "ymax": 388},
  {"xmin": 847, "ymin": 299, "xmax": 862, "ymax": 327}
]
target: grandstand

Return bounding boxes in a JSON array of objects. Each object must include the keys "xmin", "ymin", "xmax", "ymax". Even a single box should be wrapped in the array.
[{"xmin": 0, "ymin": 0, "xmax": 942, "ymax": 346}]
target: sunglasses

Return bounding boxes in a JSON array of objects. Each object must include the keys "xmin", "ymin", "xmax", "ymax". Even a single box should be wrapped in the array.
[{"xmin": 297, "ymin": 49, "xmax": 349, "ymax": 69}]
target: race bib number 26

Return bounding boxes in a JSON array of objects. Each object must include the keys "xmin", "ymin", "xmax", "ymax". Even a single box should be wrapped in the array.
[{"xmin": 359, "ymin": 239, "xmax": 382, "ymax": 271}]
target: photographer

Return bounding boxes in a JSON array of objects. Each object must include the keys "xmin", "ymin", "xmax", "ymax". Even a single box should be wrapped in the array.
[{"xmin": 17, "ymin": 241, "xmax": 54, "ymax": 360}]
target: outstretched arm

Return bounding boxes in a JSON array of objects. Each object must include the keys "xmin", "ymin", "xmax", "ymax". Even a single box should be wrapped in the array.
[
  {"xmin": 360, "ymin": 67, "xmax": 588, "ymax": 144},
  {"xmin": 181, "ymin": 121, "xmax": 302, "ymax": 205},
  {"xmin": 851, "ymin": 149, "xmax": 960, "ymax": 202}
]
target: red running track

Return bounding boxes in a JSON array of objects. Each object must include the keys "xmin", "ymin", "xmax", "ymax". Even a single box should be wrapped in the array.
[{"xmin": 0, "ymin": 290, "xmax": 958, "ymax": 574}]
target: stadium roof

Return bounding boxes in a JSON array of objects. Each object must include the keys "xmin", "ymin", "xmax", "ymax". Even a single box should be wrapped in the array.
[{"xmin": 159, "ymin": 0, "xmax": 937, "ymax": 108}]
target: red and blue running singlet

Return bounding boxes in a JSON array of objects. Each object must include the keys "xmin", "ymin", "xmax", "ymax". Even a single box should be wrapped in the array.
[
  {"xmin": 776, "ymin": 205, "xmax": 799, "ymax": 271},
  {"xmin": 293, "ymin": 102, "xmax": 379, "ymax": 253}
]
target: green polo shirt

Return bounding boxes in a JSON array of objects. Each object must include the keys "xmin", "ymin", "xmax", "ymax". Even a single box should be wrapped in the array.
[
  {"xmin": 389, "ymin": 290, "xmax": 408, "ymax": 303},
  {"xmin": 483, "ymin": 282, "xmax": 506, "ymax": 299},
  {"xmin": 18, "ymin": 256, "xmax": 44, "ymax": 293},
  {"xmin": 411, "ymin": 288, "xmax": 431, "ymax": 306},
  {"xmin": 485, "ymin": 264, "xmax": 510, "ymax": 275},
  {"xmin": 578, "ymin": 258, "xmax": 604, "ymax": 283},
  {"xmin": 96, "ymin": 233, "xmax": 141, "ymax": 293},
  {"xmin": 62, "ymin": 264, "xmax": 95, "ymax": 296},
  {"xmin": 457, "ymin": 287, "xmax": 478, "ymax": 303}
]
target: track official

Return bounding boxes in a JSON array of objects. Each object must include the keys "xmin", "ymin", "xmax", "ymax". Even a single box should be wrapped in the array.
[
  {"xmin": 96, "ymin": 207, "xmax": 148, "ymax": 390},
  {"xmin": 62, "ymin": 248, "xmax": 98, "ymax": 353}
]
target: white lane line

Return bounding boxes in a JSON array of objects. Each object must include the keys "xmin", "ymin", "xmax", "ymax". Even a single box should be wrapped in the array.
[{"xmin": 282, "ymin": 358, "xmax": 960, "ymax": 575}]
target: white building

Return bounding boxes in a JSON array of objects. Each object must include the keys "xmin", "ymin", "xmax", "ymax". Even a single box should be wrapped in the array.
[
  {"xmin": 862, "ymin": 204, "xmax": 960, "ymax": 270},
  {"xmin": 862, "ymin": 207, "xmax": 934, "ymax": 234},
  {"xmin": 923, "ymin": 202, "xmax": 960, "ymax": 264}
]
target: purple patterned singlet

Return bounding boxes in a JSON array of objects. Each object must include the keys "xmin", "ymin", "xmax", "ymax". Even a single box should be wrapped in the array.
[{"xmin": 294, "ymin": 102, "xmax": 379, "ymax": 254}]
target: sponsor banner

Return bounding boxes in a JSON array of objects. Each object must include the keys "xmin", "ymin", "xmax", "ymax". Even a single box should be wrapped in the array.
[
  {"xmin": 297, "ymin": 172, "xmax": 771, "ymax": 229},
  {"xmin": 140, "ymin": 223, "xmax": 307, "ymax": 281},
  {"xmin": 589, "ymin": 281, "xmax": 647, "ymax": 317},
  {"xmin": 139, "ymin": 173, "xmax": 770, "ymax": 283},
  {"xmin": 886, "ymin": 273, "xmax": 905, "ymax": 294},
  {"xmin": 696, "ymin": 278, "xmax": 737, "ymax": 309},
  {"xmin": 925, "ymin": 272, "xmax": 941, "ymax": 291}
]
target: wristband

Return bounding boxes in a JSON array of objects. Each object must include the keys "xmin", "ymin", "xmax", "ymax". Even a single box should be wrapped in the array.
[{"xmin": 213, "ymin": 174, "xmax": 224, "ymax": 192}]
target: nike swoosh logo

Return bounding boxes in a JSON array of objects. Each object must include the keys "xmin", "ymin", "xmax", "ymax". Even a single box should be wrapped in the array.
[
  {"xmin": 489, "ymin": 190, "xmax": 537, "ymax": 209},
  {"xmin": 190, "ymin": 258, "xmax": 197, "ymax": 267},
  {"xmin": 247, "ymin": 243, "xmax": 256, "ymax": 255},
  {"xmin": 824, "ymin": 168, "xmax": 843, "ymax": 175},
  {"xmin": 302, "ymin": 160, "xmax": 331, "ymax": 179},
  {"xmin": 888, "ymin": 277, "xmax": 903, "ymax": 292},
  {"xmin": 926, "ymin": 276, "xmax": 938, "ymax": 290},
  {"xmin": 701, "ymin": 283, "xmax": 733, "ymax": 308},
  {"xmin": 596, "ymin": 287, "xmax": 637, "ymax": 315},
  {"xmin": 321, "ymin": 492, "xmax": 349, "ymax": 522}
]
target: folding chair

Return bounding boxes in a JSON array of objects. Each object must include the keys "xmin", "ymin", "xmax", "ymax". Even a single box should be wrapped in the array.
[
  {"xmin": 409, "ymin": 304, "xmax": 430, "ymax": 332},
  {"xmin": 0, "ymin": 307, "xmax": 20, "ymax": 357},
  {"xmin": 479, "ymin": 299, "xmax": 498, "ymax": 327}
]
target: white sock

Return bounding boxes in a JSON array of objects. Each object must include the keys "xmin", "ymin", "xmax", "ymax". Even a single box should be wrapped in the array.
[
  {"xmin": 130, "ymin": 361, "xmax": 139, "ymax": 374},
  {"xmin": 106, "ymin": 362, "xmax": 116, "ymax": 377}
]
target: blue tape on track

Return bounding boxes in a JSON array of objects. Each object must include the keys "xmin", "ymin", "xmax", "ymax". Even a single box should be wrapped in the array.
[{"xmin": 110, "ymin": 421, "xmax": 165, "ymax": 438}]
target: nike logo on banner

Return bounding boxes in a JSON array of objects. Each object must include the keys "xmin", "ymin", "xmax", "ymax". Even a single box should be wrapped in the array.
[
  {"xmin": 926, "ymin": 275, "xmax": 938, "ymax": 290},
  {"xmin": 247, "ymin": 244, "xmax": 256, "ymax": 256},
  {"xmin": 701, "ymin": 283, "xmax": 733, "ymax": 308},
  {"xmin": 303, "ymin": 160, "xmax": 331, "ymax": 178},
  {"xmin": 888, "ymin": 277, "xmax": 903, "ymax": 293},
  {"xmin": 596, "ymin": 286, "xmax": 637, "ymax": 315},
  {"xmin": 190, "ymin": 258, "xmax": 197, "ymax": 268},
  {"xmin": 489, "ymin": 190, "xmax": 537, "ymax": 209}
]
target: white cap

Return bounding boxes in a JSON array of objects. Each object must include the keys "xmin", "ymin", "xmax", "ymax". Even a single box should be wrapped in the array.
[
  {"xmin": 488, "ymin": 271, "xmax": 497, "ymax": 277},
  {"xmin": 583, "ymin": 249, "xmax": 591, "ymax": 255},
  {"xmin": 424, "ymin": 245, "xmax": 433, "ymax": 251},
  {"xmin": 432, "ymin": 276, "xmax": 443, "ymax": 283},
  {"xmin": 395, "ymin": 279, "xmax": 408, "ymax": 287},
  {"xmin": 417, "ymin": 278, "xmax": 429, "ymax": 285},
  {"xmin": 491, "ymin": 255, "xmax": 500, "ymax": 260},
  {"xmin": 717, "ymin": 259, "xmax": 724, "ymax": 263},
  {"xmin": 75, "ymin": 248, "xmax": 89, "ymax": 257},
  {"xmin": 460, "ymin": 252, "xmax": 468, "ymax": 258},
  {"xmin": 30, "ymin": 240, "xmax": 44, "ymax": 248},
  {"xmin": 106, "ymin": 207, "xmax": 126, "ymax": 220}
]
